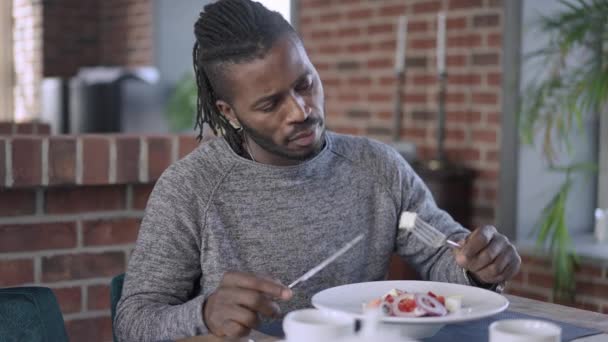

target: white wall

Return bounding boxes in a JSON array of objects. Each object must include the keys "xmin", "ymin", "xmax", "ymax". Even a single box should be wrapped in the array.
[{"xmin": 516, "ymin": 0, "xmax": 599, "ymax": 239}]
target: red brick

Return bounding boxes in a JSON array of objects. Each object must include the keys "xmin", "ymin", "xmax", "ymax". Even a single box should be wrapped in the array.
[
  {"xmin": 379, "ymin": 77, "xmax": 395, "ymax": 86},
  {"xmin": 575, "ymin": 264, "xmax": 603, "ymax": 278},
  {"xmin": 347, "ymin": 8, "xmax": 373, "ymax": 20},
  {"xmin": 447, "ymin": 54, "xmax": 467, "ymax": 67},
  {"xmin": 401, "ymin": 127, "xmax": 427, "ymax": 140},
  {"xmin": 473, "ymin": 14, "xmax": 500, "ymax": 27},
  {"xmin": 368, "ymin": 93, "xmax": 391, "ymax": 103},
  {"xmin": 413, "ymin": 75, "xmax": 436, "ymax": 86},
  {"xmin": 448, "ymin": 73, "xmax": 482, "ymax": 85},
  {"xmin": 413, "ymin": 1, "xmax": 441, "ymax": 13},
  {"xmin": 404, "ymin": 93, "xmax": 427, "ymax": 104},
  {"xmin": 116, "ymin": 136, "xmax": 140, "ymax": 183},
  {"xmin": 479, "ymin": 169, "xmax": 499, "ymax": 181},
  {"xmin": 487, "ymin": 32, "xmax": 502, "ymax": 48},
  {"xmin": 88, "ymin": 284, "xmax": 111, "ymax": 310},
  {"xmin": 528, "ymin": 272, "xmax": 554, "ymax": 288},
  {"xmin": 338, "ymin": 93, "xmax": 360, "ymax": 102},
  {"xmin": 147, "ymin": 136, "xmax": 172, "ymax": 180},
  {"xmin": 83, "ymin": 218, "xmax": 140, "ymax": 246},
  {"xmin": 411, "ymin": 110, "xmax": 435, "ymax": 121},
  {"xmin": 347, "ymin": 42, "xmax": 371, "ymax": 53},
  {"xmin": 368, "ymin": 23, "xmax": 393, "ymax": 35},
  {"xmin": 576, "ymin": 281, "xmax": 608, "ymax": 298},
  {"xmin": 448, "ymin": 34, "xmax": 482, "ymax": 48},
  {"xmin": 447, "ymin": 17, "xmax": 468, "ymax": 30},
  {"xmin": 449, "ymin": 0, "xmax": 484, "ymax": 9},
  {"xmin": 367, "ymin": 58, "xmax": 392, "ymax": 69},
  {"xmin": 337, "ymin": 27, "xmax": 361, "ymax": 38},
  {"xmin": 486, "ymin": 112, "xmax": 501, "ymax": 124},
  {"xmin": 348, "ymin": 77, "xmax": 372, "ymax": 86},
  {"xmin": 446, "ymin": 147, "xmax": 481, "ymax": 162},
  {"xmin": 15, "ymin": 122, "xmax": 35, "ymax": 134},
  {"xmin": 0, "ymin": 139, "xmax": 4, "ymax": 186},
  {"xmin": 472, "ymin": 129, "xmax": 498, "ymax": 143},
  {"xmin": 511, "ymin": 269, "xmax": 525, "ymax": 283},
  {"xmin": 0, "ymin": 222, "xmax": 76, "ymax": 252},
  {"xmin": 319, "ymin": 44, "xmax": 342, "ymax": 54},
  {"xmin": 12, "ymin": 137, "xmax": 42, "ymax": 186},
  {"xmin": 320, "ymin": 12, "xmax": 341, "ymax": 23},
  {"xmin": 409, "ymin": 20, "xmax": 429, "ymax": 33},
  {"xmin": 42, "ymin": 252, "xmax": 126, "ymax": 282},
  {"xmin": 521, "ymin": 254, "xmax": 551, "ymax": 268},
  {"xmin": 447, "ymin": 92, "xmax": 466, "ymax": 104},
  {"xmin": 487, "ymin": 72, "xmax": 501, "ymax": 86},
  {"xmin": 49, "ymin": 137, "xmax": 76, "ymax": 185},
  {"xmin": 0, "ymin": 259, "xmax": 34, "ymax": 286},
  {"xmin": 375, "ymin": 40, "xmax": 395, "ymax": 53},
  {"xmin": 66, "ymin": 316, "xmax": 113, "ymax": 342},
  {"xmin": 82, "ymin": 136, "xmax": 110, "ymax": 185},
  {"xmin": 45, "ymin": 186, "xmax": 126, "ymax": 214},
  {"xmin": 133, "ymin": 184, "xmax": 154, "ymax": 210},
  {"xmin": 379, "ymin": 4, "xmax": 407, "ymax": 17},
  {"xmin": 37, "ymin": 124, "xmax": 51, "ymax": 135},
  {"xmin": 447, "ymin": 110, "xmax": 481, "ymax": 124},
  {"xmin": 411, "ymin": 38, "xmax": 435, "ymax": 49},
  {"xmin": 0, "ymin": 189, "xmax": 36, "ymax": 216},
  {"xmin": 311, "ymin": 29, "xmax": 333, "ymax": 40},
  {"xmin": 472, "ymin": 92, "xmax": 498, "ymax": 104},
  {"xmin": 445, "ymin": 127, "xmax": 466, "ymax": 141},
  {"xmin": 0, "ymin": 122, "xmax": 13, "ymax": 134},
  {"xmin": 179, "ymin": 135, "xmax": 198, "ymax": 159},
  {"xmin": 53, "ymin": 287, "xmax": 82, "ymax": 314},
  {"xmin": 406, "ymin": 57, "xmax": 427, "ymax": 68},
  {"xmin": 473, "ymin": 52, "xmax": 499, "ymax": 66}
]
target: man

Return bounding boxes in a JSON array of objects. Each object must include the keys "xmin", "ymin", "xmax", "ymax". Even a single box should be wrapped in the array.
[{"xmin": 115, "ymin": 0, "xmax": 521, "ymax": 341}]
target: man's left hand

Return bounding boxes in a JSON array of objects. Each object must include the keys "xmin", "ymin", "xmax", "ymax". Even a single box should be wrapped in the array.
[{"xmin": 453, "ymin": 225, "xmax": 521, "ymax": 285}]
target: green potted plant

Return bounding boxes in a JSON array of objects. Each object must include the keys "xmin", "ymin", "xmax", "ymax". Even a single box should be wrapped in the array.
[
  {"xmin": 519, "ymin": 0, "xmax": 607, "ymax": 299},
  {"xmin": 165, "ymin": 73, "xmax": 197, "ymax": 132}
]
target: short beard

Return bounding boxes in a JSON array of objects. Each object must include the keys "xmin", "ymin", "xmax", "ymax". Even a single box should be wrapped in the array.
[{"xmin": 241, "ymin": 120, "xmax": 326, "ymax": 162}]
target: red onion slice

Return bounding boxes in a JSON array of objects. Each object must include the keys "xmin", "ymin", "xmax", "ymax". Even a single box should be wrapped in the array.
[
  {"xmin": 414, "ymin": 293, "xmax": 447, "ymax": 316},
  {"xmin": 391, "ymin": 294, "xmax": 426, "ymax": 317}
]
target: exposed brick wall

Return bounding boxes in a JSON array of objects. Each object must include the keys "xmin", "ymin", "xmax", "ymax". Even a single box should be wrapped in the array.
[
  {"xmin": 298, "ymin": 0, "xmax": 503, "ymax": 228},
  {"xmin": 0, "ymin": 133, "xmax": 198, "ymax": 342},
  {"xmin": 12, "ymin": 0, "xmax": 43, "ymax": 121},
  {"xmin": 42, "ymin": 0, "xmax": 102, "ymax": 77},
  {"xmin": 41, "ymin": 0, "xmax": 153, "ymax": 78},
  {"xmin": 100, "ymin": 0, "xmax": 154, "ymax": 67},
  {"xmin": 505, "ymin": 254, "xmax": 608, "ymax": 314}
]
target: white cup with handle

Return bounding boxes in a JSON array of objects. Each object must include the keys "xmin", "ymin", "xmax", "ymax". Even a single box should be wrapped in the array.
[
  {"xmin": 283, "ymin": 309, "xmax": 354, "ymax": 342},
  {"xmin": 489, "ymin": 319, "xmax": 561, "ymax": 342}
]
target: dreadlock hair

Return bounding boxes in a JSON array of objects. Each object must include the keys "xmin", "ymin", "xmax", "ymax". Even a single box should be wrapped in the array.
[{"xmin": 193, "ymin": 0, "xmax": 296, "ymax": 155}]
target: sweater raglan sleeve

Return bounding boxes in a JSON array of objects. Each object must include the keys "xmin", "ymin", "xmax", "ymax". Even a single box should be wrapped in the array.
[
  {"xmin": 392, "ymin": 158, "xmax": 473, "ymax": 286},
  {"xmin": 114, "ymin": 167, "xmax": 209, "ymax": 342}
]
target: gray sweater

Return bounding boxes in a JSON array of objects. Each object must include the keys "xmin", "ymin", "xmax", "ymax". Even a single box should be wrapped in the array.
[{"xmin": 115, "ymin": 132, "xmax": 472, "ymax": 341}]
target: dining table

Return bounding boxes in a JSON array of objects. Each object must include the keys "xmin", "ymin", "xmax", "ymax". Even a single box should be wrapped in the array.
[{"xmin": 178, "ymin": 294, "xmax": 608, "ymax": 342}]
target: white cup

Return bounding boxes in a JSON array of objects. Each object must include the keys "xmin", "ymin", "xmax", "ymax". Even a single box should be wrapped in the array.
[
  {"xmin": 489, "ymin": 319, "xmax": 561, "ymax": 342},
  {"xmin": 283, "ymin": 309, "xmax": 354, "ymax": 342}
]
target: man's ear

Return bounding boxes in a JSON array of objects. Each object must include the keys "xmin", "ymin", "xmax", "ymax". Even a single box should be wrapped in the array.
[{"xmin": 216, "ymin": 100, "xmax": 241, "ymax": 130}]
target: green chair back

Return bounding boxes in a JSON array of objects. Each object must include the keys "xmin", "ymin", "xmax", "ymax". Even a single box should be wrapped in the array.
[
  {"xmin": 0, "ymin": 286, "xmax": 69, "ymax": 342},
  {"xmin": 110, "ymin": 273, "xmax": 125, "ymax": 342}
]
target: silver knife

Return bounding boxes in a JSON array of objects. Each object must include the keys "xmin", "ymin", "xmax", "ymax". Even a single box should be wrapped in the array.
[{"xmin": 288, "ymin": 233, "xmax": 364, "ymax": 289}]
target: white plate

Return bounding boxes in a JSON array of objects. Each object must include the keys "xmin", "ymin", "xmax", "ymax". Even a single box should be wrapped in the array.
[{"xmin": 311, "ymin": 280, "xmax": 509, "ymax": 339}]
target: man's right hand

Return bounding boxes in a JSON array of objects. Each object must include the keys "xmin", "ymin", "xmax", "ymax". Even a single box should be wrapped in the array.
[{"xmin": 203, "ymin": 271, "xmax": 293, "ymax": 338}]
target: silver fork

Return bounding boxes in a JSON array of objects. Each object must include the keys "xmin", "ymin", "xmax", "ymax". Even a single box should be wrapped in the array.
[{"xmin": 399, "ymin": 211, "xmax": 462, "ymax": 248}]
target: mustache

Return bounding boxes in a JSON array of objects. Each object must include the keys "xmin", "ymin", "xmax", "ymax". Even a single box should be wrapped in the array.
[{"xmin": 288, "ymin": 116, "xmax": 323, "ymax": 140}]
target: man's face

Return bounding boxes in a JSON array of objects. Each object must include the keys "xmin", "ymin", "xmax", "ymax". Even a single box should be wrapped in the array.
[{"xmin": 217, "ymin": 34, "xmax": 326, "ymax": 164}]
